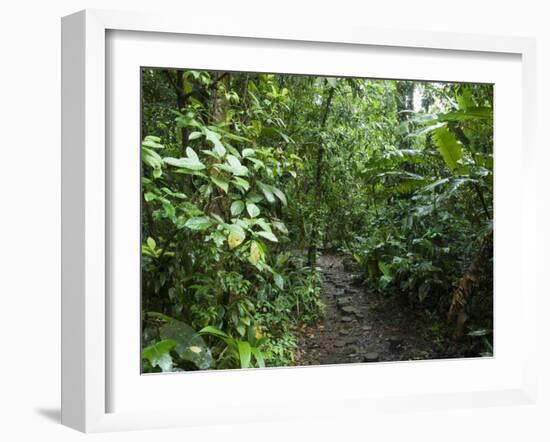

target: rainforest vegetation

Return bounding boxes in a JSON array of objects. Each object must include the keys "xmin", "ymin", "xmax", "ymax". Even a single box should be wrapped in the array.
[{"xmin": 140, "ymin": 68, "xmax": 493, "ymax": 373}]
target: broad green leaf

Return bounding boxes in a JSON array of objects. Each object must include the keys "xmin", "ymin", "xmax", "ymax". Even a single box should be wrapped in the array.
[
  {"xmin": 255, "ymin": 219, "xmax": 272, "ymax": 233},
  {"xmin": 142, "ymin": 136, "xmax": 164, "ymax": 149},
  {"xmin": 257, "ymin": 181, "xmax": 275, "ymax": 203},
  {"xmin": 225, "ymin": 223, "xmax": 246, "ymax": 237},
  {"xmin": 188, "ymin": 131, "xmax": 202, "ymax": 140},
  {"xmin": 438, "ymin": 107, "xmax": 492, "ymax": 122},
  {"xmin": 251, "ymin": 347, "xmax": 265, "ymax": 368},
  {"xmin": 246, "ymin": 157, "xmax": 265, "ymax": 168},
  {"xmin": 236, "ymin": 340, "xmax": 251, "ymax": 368},
  {"xmin": 249, "ymin": 241, "xmax": 261, "ymax": 266},
  {"xmin": 242, "ymin": 148, "xmax": 255, "ymax": 157},
  {"xmin": 236, "ymin": 324, "xmax": 246, "ymax": 337},
  {"xmin": 142, "ymin": 339, "xmax": 176, "ymax": 372},
  {"xmin": 142, "ymin": 146, "xmax": 163, "ymax": 176},
  {"xmin": 228, "ymin": 231, "xmax": 245, "ymax": 249},
  {"xmin": 204, "ymin": 128, "xmax": 226, "ymax": 157},
  {"xmin": 232, "ymin": 177, "xmax": 250, "ymax": 192},
  {"xmin": 247, "ymin": 192, "xmax": 263, "ymax": 203},
  {"xmin": 184, "ymin": 216, "xmax": 213, "ymax": 231},
  {"xmin": 211, "ymin": 175, "xmax": 229, "ymax": 193},
  {"xmin": 432, "ymin": 126, "xmax": 464, "ymax": 172},
  {"xmin": 186, "ymin": 146, "xmax": 200, "ymax": 162},
  {"xmin": 271, "ymin": 186, "xmax": 287, "ymax": 206},
  {"xmin": 146, "ymin": 237, "xmax": 156, "ymax": 250},
  {"xmin": 230, "ymin": 200, "xmax": 245, "ymax": 216},
  {"xmin": 164, "ymin": 156, "xmax": 205, "ymax": 171},
  {"xmin": 246, "ymin": 202, "xmax": 260, "ymax": 218},
  {"xmin": 226, "ymin": 155, "xmax": 248, "ymax": 176},
  {"xmin": 160, "ymin": 320, "xmax": 213, "ymax": 370},
  {"xmin": 198, "ymin": 325, "xmax": 230, "ymax": 339},
  {"xmin": 272, "ymin": 221, "xmax": 288, "ymax": 234},
  {"xmin": 256, "ymin": 231, "xmax": 278, "ymax": 242},
  {"xmin": 273, "ymin": 273, "xmax": 284, "ymax": 289}
]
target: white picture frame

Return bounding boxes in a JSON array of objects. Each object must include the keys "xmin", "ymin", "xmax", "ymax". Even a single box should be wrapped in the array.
[{"xmin": 61, "ymin": 9, "xmax": 537, "ymax": 433}]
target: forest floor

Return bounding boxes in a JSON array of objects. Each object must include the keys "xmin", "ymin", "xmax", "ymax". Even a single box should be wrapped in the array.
[{"xmin": 294, "ymin": 254, "xmax": 441, "ymax": 365}]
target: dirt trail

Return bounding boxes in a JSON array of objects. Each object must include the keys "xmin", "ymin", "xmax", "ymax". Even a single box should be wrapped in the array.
[{"xmin": 295, "ymin": 254, "xmax": 437, "ymax": 365}]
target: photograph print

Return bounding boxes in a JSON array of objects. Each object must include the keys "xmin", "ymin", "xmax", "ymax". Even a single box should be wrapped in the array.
[{"xmin": 140, "ymin": 68, "xmax": 493, "ymax": 373}]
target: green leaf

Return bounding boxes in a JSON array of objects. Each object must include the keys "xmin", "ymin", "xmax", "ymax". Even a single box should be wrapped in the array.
[
  {"xmin": 242, "ymin": 148, "xmax": 255, "ymax": 157},
  {"xmin": 198, "ymin": 325, "xmax": 231, "ymax": 339},
  {"xmin": 255, "ymin": 219, "xmax": 272, "ymax": 233},
  {"xmin": 256, "ymin": 231, "xmax": 278, "ymax": 242},
  {"xmin": 273, "ymin": 273, "xmax": 284, "ymax": 289},
  {"xmin": 257, "ymin": 181, "xmax": 275, "ymax": 203},
  {"xmin": 230, "ymin": 200, "xmax": 245, "ymax": 216},
  {"xmin": 185, "ymin": 146, "xmax": 200, "ymax": 162},
  {"xmin": 236, "ymin": 340, "xmax": 251, "ymax": 368},
  {"xmin": 232, "ymin": 177, "xmax": 250, "ymax": 192},
  {"xmin": 432, "ymin": 126, "xmax": 464, "ymax": 172},
  {"xmin": 142, "ymin": 136, "xmax": 164, "ymax": 149},
  {"xmin": 378, "ymin": 261, "xmax": 391, "ymax": 277},
  {"xmin": 251, "ymin": 348, "xmax": 265, "ymax": 368},
  {"xmin": 143, "ymin": 192, "xmax": 157, "ymax": 202},
  {"xmin": 225, "ymin": 223, "xmax": 246, "ymax": 237},
  {"xmin": 249, "ymin": 241, "xmax": 262, "ymax": 266},
  {"xmin": 211, "ymin": 175, "xmax": 229, "ymax": 193},
  {"xmin": 272, "ymin": 221, "xmax": 288, "ymax": 234},
  {"xmin": 228, "ymin": 231, "xmax": 245, "ymax": 249},
  {"xmin": 236, "ymin": 324, "xmax": 246, "ymax": 337},
  {"xmin": 438, "ymin": 107, "xmax": 492, "ymax": 122},
  {"xmin": 226, "ymin": 155, "xmax": 248, "ymax": 176},
  {"xmin": 164, "ymin": 156, "xmax": 205, "ymax": 171},
  {"xmin": 142, "ymin": 339, "xmax": 176, "ymax": 372},
  {"xmin": 271, "ymin": 186, "xmax": 287, "ymax": 206},
  {"xmin": 246, "ymin": 202, "xmax": 260, "ymax": 218},
  {"xmin": 160, "ymin": 320, "xmax": 213, "ymax": 370},
  {"xmin": 188, "ymin": 131, "xmax": 202, "ymax": 140},
  {"xmin": 146, "ymin": 237, "xmax": 156, "ymax": 250},
  {"xmin": 204, "ymin": 128, "xmax": 226, "ymax": 157},
  {"xmin": 184, "ymin": 216, "xmax": 213, "ymax": 231},
  {"xmin": 142, "ymin": 146, "xmax": 163, "ymax": 175}
]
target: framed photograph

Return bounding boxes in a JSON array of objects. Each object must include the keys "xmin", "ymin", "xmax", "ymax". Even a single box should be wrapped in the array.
[{"xmin": 61, "ymin": 9, "xmax": 537, "ymax": 432}]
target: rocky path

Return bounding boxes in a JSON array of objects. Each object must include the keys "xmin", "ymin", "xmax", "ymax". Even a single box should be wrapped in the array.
[{"xmin": 295, "ymin": 254, "xmax": 438, "ymax": 365}]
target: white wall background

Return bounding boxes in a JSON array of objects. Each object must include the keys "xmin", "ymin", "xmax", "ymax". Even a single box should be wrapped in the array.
[{"xmin": 0, "ymin": 1, "xmax": 547, "ymax": 440}]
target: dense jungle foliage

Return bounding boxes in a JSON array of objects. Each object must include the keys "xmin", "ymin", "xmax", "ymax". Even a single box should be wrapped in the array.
[{"xmin": 140, "ymin": 68, "xmax": 493, "ymax": 373}]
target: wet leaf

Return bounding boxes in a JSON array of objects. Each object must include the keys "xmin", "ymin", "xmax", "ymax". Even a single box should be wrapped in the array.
[{"xmin": 160, "ymin": 320, "xmax": 213, "ymax": 370}]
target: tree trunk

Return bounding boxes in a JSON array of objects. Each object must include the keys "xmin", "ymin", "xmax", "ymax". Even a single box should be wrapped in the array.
[
  {"xmin": 447, "ymin": 230, "xmax": 493, "ymax": 337},
  {"xmin": 308, "ymin": 86, "xmax": 335, "ymax": 267}
]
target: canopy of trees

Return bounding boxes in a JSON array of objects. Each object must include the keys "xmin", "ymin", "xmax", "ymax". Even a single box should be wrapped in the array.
[{"xmin": 140, "ymin": 68, "xmax": 493, "ymax": 373}]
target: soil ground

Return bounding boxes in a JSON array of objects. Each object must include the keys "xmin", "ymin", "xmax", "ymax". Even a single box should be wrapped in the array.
[{"xmin": 294, "ymin": 254, "xmax": 443, "ymax": 365}]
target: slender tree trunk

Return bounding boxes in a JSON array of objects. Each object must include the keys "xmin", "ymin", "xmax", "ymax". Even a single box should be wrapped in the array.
[{"xmin": 308, "ymin": 86, "xmax": 335, "ymax": 267}]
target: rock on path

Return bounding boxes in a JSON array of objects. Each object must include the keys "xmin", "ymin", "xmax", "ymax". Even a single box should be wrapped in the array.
[{"xmin": 294, "ymin": 254, "xmax": 437, "ymax": 366}]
